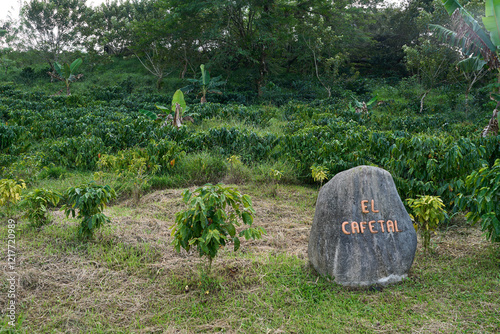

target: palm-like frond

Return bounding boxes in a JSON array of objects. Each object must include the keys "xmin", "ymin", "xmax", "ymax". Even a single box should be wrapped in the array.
[
  {"xmin": 457, "ymin": 56, "xmax": 487, "ymax": 72},
  {"xmin": 429, "ymin": 24, "xmax": 481, "ymax": 57},
  {"xmin": 452, "ymin": 9, "xmax": 499, "ymax": 68},
  {"xmin": 483, "ymin": 0, "xmax": 500, "ymax": 46},
  {"xmin": 441, "ymin": 0, "xmax": 496, "ymax": 52}
]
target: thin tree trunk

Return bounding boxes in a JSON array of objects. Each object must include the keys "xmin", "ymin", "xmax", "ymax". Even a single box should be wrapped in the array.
[
  {"xmin": 481, "ymin": 102, "xmax": 499, "ymax": 137},
  {"xmin": 303, "ymin": 37, "xmax": 331, "ymax": 98},
  {"xmin": 180, "ymin": 60, "xmax": 187, "ymax": 79},
  {"xmin": 420, "ymin": 89, "xmax": 431, "ymax": 114}
]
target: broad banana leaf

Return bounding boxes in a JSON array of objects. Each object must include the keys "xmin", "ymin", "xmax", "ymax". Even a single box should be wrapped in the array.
[
  {"xmin": 483, "ymin": 0, "xmax": 500, "ymax": 47},
  {"xmin": 366, "ymin": 95, "xmax": 378, "ymax": 106},
  {"xmin": 54, "ymin": 62, "xmax": 63, "ymax": 77},
  {"xmin": 441, "ymin": 0, "xmax": 462, "ymax": 15},
  {"xmin": 139, "ymin": 109, "xmax": 158, "ymax": 120},
  {"xmin": 457, "ymin": 56, "xmax": 487, "ymax": 72},
  {"xmin": 63, "ymin": 63, "xmax": 71, "ymax": 80},
  {"xmin": 440, "ymin": 0, "xmax": 496, "ymax": 52},
  {"xmin": 200, "ymin": 64, "xmax": 210, "ymax": 87},
  {"xmin": 171, "ymin": 89, "xmax": 187, "ymax": 112},
  {"xmin": 156, "ymin": 105, "xmax": 169, "ymax": 111},
  {"xmin": 70, "ymin": 58, "xmax": 83, "ymax": 74}
]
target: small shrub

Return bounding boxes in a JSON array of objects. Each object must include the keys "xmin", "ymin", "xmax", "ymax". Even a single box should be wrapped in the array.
[
  {"xmin": 311, "ymin": 165, "xmax": 329, "ymax": 186},
  {"xmin": 269, "ymin": 168, "xmax": 283, "ymax": 197},
  {"xmin": 0, "ymin": 178, "xmax": 26, "ymax": 216},
  {"xmin": 171, "ymin": 183, "xmax": 266, "ymax": 272},
  {"xmin": 456, "ymin": 159, "xmax": 500, "ymax": 242},
  {"xmin": 407, "ymin": 195, "xmax": 446, "ymax": 252},
  {"xmin": 63, "ymin": 182, "xmax": 116, "ymax": 240},
  {"xmin": 21, "ymin": 188, "xmax": 61, "ymax": 227}
]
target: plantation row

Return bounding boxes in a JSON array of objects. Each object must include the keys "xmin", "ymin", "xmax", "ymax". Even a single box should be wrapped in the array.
[{"xmin": 1, "ymin": 84, "xmax": 500, "ymax": 237}]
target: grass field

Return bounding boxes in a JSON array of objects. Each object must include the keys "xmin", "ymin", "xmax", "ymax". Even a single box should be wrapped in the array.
[{"xmin": 1, "ymin": 181, "xmax": 499, "ymax": 333}]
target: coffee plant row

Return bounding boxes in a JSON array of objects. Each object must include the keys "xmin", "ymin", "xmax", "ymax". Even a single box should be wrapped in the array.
[{"xmin": 1, "ymin": 85, "xmax": 499, "ymax": 214}]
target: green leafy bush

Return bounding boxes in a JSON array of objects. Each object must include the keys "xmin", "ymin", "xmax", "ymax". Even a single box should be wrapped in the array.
[
  {"xmin": 63, "ymin": 182, "xmax": 116, "ymax": 239},
  {"xmin": 406, "ymin": 195, "xmax": 446, "ymax": 252},
  {"xmin": 311, "ymin": 165, "xmax": 329, "ymax": 186},
  {"xmin": 456, "ymin": 159, "xmax": 500, "ymax": 242},
  {"xmin": 21, "ymin": 188, "xmax": 61, "ymax": 227},
  {"xmin": 171, "ymin": 183, "xmax": 266, "ymax": 271},
  {"xmin": 42, "ymin": 135, "xmax": 106, "ymax": 170},
  {"xmin": 0, "ymin": 178, "xmax": 26, "ymax": 215}
]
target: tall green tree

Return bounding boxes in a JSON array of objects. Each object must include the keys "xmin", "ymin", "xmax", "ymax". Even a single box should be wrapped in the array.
[
  {"xmin": 163, "ymin": 0, "xmax": 296, "ymax": 95},
  {"xmin": 85, "ymin": 0, "xmax": 138, "ymax": 56},
  {"xmin": 129, "ymin": 0, "xmax": 174, "ymax": 90},
  {"xmin": 19, "ymin": 0, "xmax": 91, "ymax": 68}
]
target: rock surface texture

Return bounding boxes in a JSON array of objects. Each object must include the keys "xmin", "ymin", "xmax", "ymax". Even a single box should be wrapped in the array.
[{"xmin": 308, "ymin": 165, "xmax": 417, "ymax": 287}]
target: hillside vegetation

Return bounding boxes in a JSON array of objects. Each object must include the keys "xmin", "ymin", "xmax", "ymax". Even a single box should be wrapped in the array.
[{"xmin": 1, "ymin": 0, "xmax": 500, "ymax": 331}]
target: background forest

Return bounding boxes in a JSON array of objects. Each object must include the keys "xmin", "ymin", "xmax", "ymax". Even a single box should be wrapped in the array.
[{"xmin": 0, "ymin": 0, "xmax": 490, "ymax": 101}]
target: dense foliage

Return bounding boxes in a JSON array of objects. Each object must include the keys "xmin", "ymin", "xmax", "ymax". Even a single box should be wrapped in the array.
[{"xmin": 456, "ymin": 159, "xmax": 500, "ymax": 242}]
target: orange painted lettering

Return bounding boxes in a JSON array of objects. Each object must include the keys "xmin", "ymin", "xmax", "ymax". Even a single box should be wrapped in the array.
[
  {"xmin": 342, "ymin": 221, "xmax": 351, "ymax": 235},
  {"xmin": 351, "ymin": 222, "xmax": 360, "ymax": 234},
  {"xmin": 395, "ymin": 220, "xmax": 402, "ymax": 232},
  {"xmin": 387, "ymin": 220, "xmax": 395, "ymax": 233},
  {"xmin": 371, "ymin": 200, "xmax": 379, "ymax": 213},
  {"xmin": 360, "ymin": 222, "xmax": 367, "ymax": 234},
  {"xmin": 378, "ymin": 220, "xmax": 385, "ymax": 233},
  {"xmin": 361, "ymin": 200, "xmax": 369, "ymax": 213},
  {"xmin": 369, "ymin": 221, "xmax": 377, "ymax": 233}
]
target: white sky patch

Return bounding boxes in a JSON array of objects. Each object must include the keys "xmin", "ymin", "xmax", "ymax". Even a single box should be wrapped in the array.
[{"xmin": 0, "ymin": 0, "xmax": 107, "ymax": 23}]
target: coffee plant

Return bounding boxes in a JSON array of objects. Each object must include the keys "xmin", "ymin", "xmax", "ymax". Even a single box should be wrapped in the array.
[
  {"xmin": 21, "ymin": 188, "xmax": 61, "ymax": 227},
  {"xmin": 171, "ymin": 183, "xmax": 266, "ymax": 271},
  {"xmin": 311, "ymin": 165, "xmax": 329, "ymax": 186},
  {"xmin": 456, "ymin": 159, "xmax": 500, "ymax": 242},
  {"xmin": 63, "ymin": 182, "xmax": 116, "ymax": 239},
  {"xmin": 0, "ymin": 179, "xmax": 26, "ymax": 216}
]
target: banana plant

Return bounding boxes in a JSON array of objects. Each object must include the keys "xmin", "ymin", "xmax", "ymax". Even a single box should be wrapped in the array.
[
  {"xmin": 48, "ymin": 58, "xmax": 83, "ymax": 95},
  {"xmin": 183, "ymin": 64, "xmax": 225, "ymax": 104},
  {"xmin": 430, "ymin": 0, "xmax": 500, "ymax": 136},
  {"xmin": 139, "ymin": 89, "xmax": 196, "ymax": 128}
]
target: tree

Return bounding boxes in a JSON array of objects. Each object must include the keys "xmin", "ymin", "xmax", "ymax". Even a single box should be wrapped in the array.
[
  {"xmin": 84, "ymin": 0, "xmax": 138, "ymax": 56},
  {"xmin": 403, "ymin": 38, "xmax": 458, "ymax": 112},
  {"xmin": 129, "ymin": 0, "xmax": 174, "ymax": 90},
  {"xmin": 163, "ymin": 0, "xmax": 294, "ymax": 95},
  {"xmin": 19, "ymin": 0, "xmax": 91, "ymax": 68},
  {"xmin": 430, "ymin": 0, "xmax": 500, "ymax": 136}
]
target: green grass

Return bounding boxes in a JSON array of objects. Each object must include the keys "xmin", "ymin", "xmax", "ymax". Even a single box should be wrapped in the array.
[{"xmin": 0, "ymin": 183, "xmax": 499, "ymax": 333}]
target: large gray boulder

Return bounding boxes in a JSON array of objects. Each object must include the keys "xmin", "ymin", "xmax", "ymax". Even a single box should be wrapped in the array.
[{"xmin": 308, "ymin": 165, "xmax": 417, "ymax": 286}]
